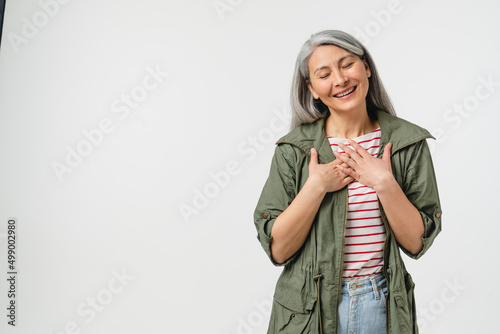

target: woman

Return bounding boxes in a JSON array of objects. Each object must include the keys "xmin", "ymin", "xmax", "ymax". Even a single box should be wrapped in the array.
[{"xmin": 253, "ymin": 30, "xmax": 442, "ymax": 334}]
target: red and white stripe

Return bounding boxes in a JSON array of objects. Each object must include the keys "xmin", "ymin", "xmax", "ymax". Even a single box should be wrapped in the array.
[{"xmin": 328, "ymin": 128, "xmax": 386, "ymax": 279}]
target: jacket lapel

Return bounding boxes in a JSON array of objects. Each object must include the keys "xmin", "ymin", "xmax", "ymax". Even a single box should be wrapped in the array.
[
  {"xmin": 315, "ymin": 117, "xmax": 335, "ymax": 164},
  {"xmin": 276, "ymin": 109, "xmax": 434, "ymax": 162},
  {"xmin": 377, "ymin": 111, "xmax": 434, "ymax": 157}
]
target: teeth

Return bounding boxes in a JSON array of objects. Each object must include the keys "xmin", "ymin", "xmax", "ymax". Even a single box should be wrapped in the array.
[{"xmin": 335, "ymin": 87, "xmax": 355, "ymax": 97}]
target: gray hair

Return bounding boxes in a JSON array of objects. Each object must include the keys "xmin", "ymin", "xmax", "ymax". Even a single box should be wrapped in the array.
[{"xmin": 289, "ymin": 30, "xmax": 396, "ymax": 130}]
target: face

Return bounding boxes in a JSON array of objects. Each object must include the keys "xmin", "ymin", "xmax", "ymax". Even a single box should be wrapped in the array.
[{"xmin": 306, "ymin": 45, "xmax": 371, "ymax": 115}]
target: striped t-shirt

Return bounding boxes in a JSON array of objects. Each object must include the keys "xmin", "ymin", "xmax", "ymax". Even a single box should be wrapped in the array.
[{"xmin": 327, "ymin": 128, "xmax": 386, "ymax": 280}]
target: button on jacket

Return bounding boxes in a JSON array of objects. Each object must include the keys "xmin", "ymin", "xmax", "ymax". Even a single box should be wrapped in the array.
[{"xmin": 254, "ymin": 110, "xmax": 442, "ymax": 333}]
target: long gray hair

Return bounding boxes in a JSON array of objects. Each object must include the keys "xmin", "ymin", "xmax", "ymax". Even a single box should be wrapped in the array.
[{"xmin": 290, "ymin": 30, "xmax": 396, "ymax": 130}]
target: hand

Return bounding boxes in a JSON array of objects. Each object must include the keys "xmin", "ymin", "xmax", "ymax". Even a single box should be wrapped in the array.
[
  {"xmin": 308, "ymin": 148, "xmax": 354, "ymax": 193},
  {"xmin": 333, "ymin": 141, "xmax": 394, "ymax": 191}
]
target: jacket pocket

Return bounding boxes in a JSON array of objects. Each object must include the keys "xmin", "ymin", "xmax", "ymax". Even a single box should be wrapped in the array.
[
  {"xmin": 392, "ymin": 272, "xmax": 417, "ymax": 333},
  {"xmin": 269, "ymin": 281, "xmax": 317, "ymax": 334}
]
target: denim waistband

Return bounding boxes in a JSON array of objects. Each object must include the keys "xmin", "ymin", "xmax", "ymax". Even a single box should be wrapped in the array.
[{"xmin": 341, "ymin": 272, "xmax": 386, "ymax": 297}]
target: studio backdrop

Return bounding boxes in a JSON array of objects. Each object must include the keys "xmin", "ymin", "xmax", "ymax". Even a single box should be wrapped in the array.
[{"xmin": 0, "ymin": 0, "xmax": 499, "ymax": 333}]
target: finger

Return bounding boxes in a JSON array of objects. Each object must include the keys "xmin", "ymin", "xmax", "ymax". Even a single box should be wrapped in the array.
[
  {"xmin": 339, "ymin": 142, "xmax": 362, "ymax": 161},
  {"xmin": 342, "ymin": 175, "xmax": 355, "ymax": 186},
  {"xmin": 335, "ymin": 164, "xmax": 355, "ymax": 178},
  {"xmin": 334, "ymin": 151, "xmax": 357, "ymax": 169},
  {"xmin": 337, "ymin": 142, "xmax": 355, "ymax": 156},
  {"xmin": 330, "ymin": 158, "xmax": 349, "ymax": 168},
  {"xmin": 348, "ymin": 139, "xmax": 371, "ymax": 158},
  {"xmin": 331, "ymin": 159, "xmax": 348, "ymax": 171},
  {"xmin": 330, "ymin": 158, "xmax": 342, "ymax": 166},
  {"xmin": 309, "ymin": 148, "xmax": 318, "ymax": 167}
]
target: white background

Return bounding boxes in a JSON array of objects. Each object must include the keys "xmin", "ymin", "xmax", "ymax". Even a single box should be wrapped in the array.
[{"xmin": 0, "ymin": 0, "xmax": 498, "ymax": 333}]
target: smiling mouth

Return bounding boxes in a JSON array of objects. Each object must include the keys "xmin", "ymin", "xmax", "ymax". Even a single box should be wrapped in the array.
[{"xmin": 334, "ymin": 86, "xmax": 357, "ymax": 98}]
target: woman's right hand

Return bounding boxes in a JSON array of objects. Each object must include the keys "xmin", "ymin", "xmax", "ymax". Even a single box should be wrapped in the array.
[
  {"xmin": 307, "ymin": 148, "xmax": 354, "ymax": 193},
  {"xmin": 270, "ymin": 147, "xmax": 351, "ymax": 264}
]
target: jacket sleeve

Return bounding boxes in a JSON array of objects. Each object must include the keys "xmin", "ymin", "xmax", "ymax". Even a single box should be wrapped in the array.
[
  {"xmin": 254, "ymin": 144, "xmax": 299, "ymax": 266},
  {"xmin": 400, "ymin": 139, "xmax": 442, "ymax": 260}
]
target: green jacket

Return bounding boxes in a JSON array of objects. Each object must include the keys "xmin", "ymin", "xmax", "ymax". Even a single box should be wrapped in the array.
[{"xmin": 254, "ymin": 110, "xmax": 442, "ymax": 334}]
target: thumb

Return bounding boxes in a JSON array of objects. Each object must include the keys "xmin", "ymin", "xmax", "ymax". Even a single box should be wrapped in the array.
[
  {"xmin": 309, "ymin": 148, "xmax": 318, "ymax": 167},
  {"xmin": 382, "ymin": 143, "xmax": 392, "ymax": 162}
]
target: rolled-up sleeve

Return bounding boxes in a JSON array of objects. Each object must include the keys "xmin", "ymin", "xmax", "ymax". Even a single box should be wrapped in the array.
[
  {"xmin": 254, "ymin": 144, "xmax": 298, "ymax": 266},
  {"xmin": 401, "ymin": 139, "xmax": 442, "ymax": 260}
]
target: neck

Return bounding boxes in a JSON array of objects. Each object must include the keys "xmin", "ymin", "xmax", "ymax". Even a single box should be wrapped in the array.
[{"xmin": 324, "ymin": 106, "xmax": 378, "ymax": 139}]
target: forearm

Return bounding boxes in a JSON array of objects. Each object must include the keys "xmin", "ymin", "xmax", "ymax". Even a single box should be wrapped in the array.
[
  {"xmin": 270, "ymin": 178, "xmax": 326, "ymax": 264},
  {"xmin": 376, "ymin": 178, "xmax": 425, "ymax": 255}
]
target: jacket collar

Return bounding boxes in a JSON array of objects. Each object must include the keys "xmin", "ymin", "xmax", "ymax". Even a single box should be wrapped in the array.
[{"xmin": 276, "ymin": 109, "xmax": 434, "ymax": 164}]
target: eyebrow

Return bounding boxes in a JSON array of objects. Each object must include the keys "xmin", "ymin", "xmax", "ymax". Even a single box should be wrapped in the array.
[{"xmin": 313, "ymin": 54, "xmax": 355, "ymax": 75}]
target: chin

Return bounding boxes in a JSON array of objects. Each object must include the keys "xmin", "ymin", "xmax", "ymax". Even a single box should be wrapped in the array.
[{"xmin": 328, "ymin": 102, "xmax": 366, "ymax": 114}]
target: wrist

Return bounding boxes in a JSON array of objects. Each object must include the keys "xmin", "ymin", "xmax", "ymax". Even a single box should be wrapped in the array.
[
  {"xmin": 373, "ymin": 174, "xmax": 398, "ymax": 194},
  {"xmin": 305, "ymin": 175, "xmax": 328, "ymax": 196}
]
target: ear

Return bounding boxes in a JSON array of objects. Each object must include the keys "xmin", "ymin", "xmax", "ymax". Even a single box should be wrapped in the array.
[
  {"xmin": 364, "ymin": 61, "xmax": 371, "ymax": 78},
  {"xmin": 306, "ymin": 80, "xmax": 320, "ymax": 99}
]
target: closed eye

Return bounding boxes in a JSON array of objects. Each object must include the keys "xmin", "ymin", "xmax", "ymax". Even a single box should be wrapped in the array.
[{"xmin": 342, "ymin": 62, "xmax": 354, "ymax": 69}]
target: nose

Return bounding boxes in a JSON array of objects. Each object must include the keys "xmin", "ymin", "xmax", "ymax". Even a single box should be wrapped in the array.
[{"xmin": 332, "ymin": 71, "xmax": 348, "ymax": 87}]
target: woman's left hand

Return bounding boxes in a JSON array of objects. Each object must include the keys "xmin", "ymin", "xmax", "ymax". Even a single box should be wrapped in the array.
[{"xmin": 334, "ymin": 140, "xmax": 394, "ymax": 191}]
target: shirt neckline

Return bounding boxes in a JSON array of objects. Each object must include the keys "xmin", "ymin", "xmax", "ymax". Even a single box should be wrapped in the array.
[{"xmin": 327, "ymin": 127, "xmax": 381, "ymax": 142}]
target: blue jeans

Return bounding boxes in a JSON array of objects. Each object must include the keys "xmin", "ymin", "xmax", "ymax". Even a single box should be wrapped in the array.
[{"xmin": 338, "ymin": 273, "xmax": 388, "ymax": 334}]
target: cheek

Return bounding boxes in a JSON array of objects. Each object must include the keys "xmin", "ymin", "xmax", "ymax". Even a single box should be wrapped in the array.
[
  {"xmin": 315, "ymin": 82, "xmax": 332, "ymax": 96},
  {"xmin": 356, "ymin": 70, "xmax": 370, "ymax": 89}
]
